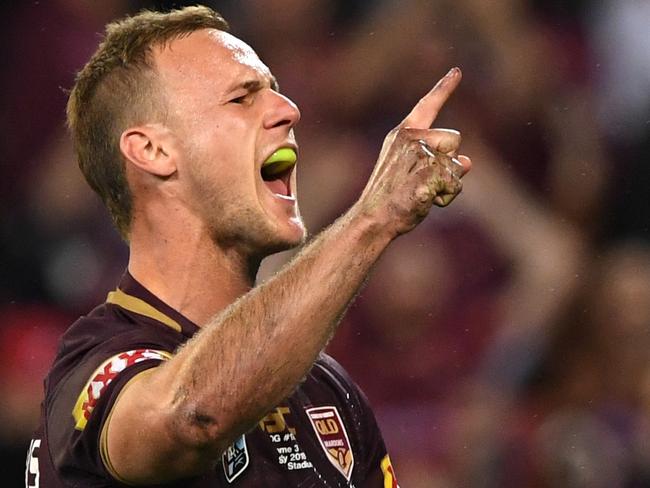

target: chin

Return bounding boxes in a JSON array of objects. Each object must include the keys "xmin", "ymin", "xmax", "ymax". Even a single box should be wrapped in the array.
[{"xmin": 262, "ymin": 218, "xmax": 307, "ymax": 255}]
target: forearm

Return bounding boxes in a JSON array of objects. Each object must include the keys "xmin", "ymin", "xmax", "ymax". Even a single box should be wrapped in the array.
[{"xmin": 162, "ymin": 205, "xmax": 391, "ymax": 447}]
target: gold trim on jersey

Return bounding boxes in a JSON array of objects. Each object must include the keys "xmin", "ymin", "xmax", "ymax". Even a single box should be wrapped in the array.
[
  {"xmin": 381, "ymin": 454, "xmax": 399, "ymax": 488},
  {"xmin": 106, "ymin": 288, "xmax": 182, "ymax": 333}
]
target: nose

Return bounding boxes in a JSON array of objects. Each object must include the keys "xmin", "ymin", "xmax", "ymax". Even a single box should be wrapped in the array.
[{"xmin": 263, "ymin": 91, "xmax": 301, "ymax": 130}]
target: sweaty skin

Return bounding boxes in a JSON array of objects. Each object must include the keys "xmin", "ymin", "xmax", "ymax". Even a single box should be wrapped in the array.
[{"xmin": 106, "ymin": 29, "xmax": 470, "ymax": 485}]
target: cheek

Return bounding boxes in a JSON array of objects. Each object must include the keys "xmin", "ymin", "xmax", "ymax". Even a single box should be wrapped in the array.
[
  {"xmin": 186, "ymin": 131, "xmax": 256, "ymax": 185},
  {"xmin": 176, "ymin": 116, "xmax": 262, "ymax": 201},
  {"xmin": 191, "ymin": 161, "xmax": 252, "ymax": 201}
]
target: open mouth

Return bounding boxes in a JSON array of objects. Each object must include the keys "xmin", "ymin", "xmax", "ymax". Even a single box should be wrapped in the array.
[{"xmin": 261, "ymin": 147, "xmax": 297, "ymax": 197}]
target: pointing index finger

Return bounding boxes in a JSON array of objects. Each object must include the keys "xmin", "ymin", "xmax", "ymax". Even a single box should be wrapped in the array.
[{"xmin": 400, "ymin": 67, "xmax": 462, "ymax": 129}]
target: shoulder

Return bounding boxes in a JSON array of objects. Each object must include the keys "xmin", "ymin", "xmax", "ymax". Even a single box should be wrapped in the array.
[
  {"xmin": 45, "ymin": 302, "xmax": 178, "ymax": 397},
  {"xmin": 44, "ymin": 300, "xmax": 182, "ymax": 424},
  {"xmin": 312, "ymin": 353, "xmax": 362, "ymax": 399},
  {"xmin": 310, "ymin": 353, "xmax": 367, "ymax": 403},
  {"xmin": 307, "ymin": 353, "xmax": 376, "ymax": 430},
  {"xmin": 39, "ymin": 302, "xmax": 182, "ymax": 483}
]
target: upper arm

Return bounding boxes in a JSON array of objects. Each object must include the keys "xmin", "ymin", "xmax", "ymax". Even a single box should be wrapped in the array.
[
  {"xmin": 100, "ymin": 368, "xmax": 176, "ymax": 485},
  {"xmin": 46, "ymin": 347, "xmax": 173, "ymax": 485},
  {"xmin": 101, "ymin": 356, "xmax": 226, "ymax": 485}
]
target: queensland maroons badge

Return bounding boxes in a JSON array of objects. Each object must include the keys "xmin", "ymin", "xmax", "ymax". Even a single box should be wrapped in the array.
[
  {"xmin": 222, "ymin": 435, "xmax": 249, "ymax": 483},
  {"xmin": 305, "ymin": 406, "xmax": 354, "ymax": 480}
]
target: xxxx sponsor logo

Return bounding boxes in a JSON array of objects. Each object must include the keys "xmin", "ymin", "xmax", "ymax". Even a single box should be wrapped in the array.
[
  {"xmin": 259, "ymin": 406, "xmax": 296, "ymax": 435},
  {"xmin": 306, "ymin": 406, "xmax": 354, "ymax": 481},
  {"xmin": 260, "ymin": 406, "xmax": 314, "ymax": 472}
]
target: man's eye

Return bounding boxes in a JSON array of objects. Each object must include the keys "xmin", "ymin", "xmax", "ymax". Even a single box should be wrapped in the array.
[{"xmin": 230, "ymin": 95, "xmax": 248, "ymax": 104}]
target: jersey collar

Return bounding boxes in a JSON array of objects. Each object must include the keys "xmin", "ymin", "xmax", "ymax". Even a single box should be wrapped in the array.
[{"xmin": 106, "ymin": 271, "xmax": 199, "ymax": 338}]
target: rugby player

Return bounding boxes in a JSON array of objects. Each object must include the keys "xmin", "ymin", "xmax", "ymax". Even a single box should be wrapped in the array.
[{"xmin": 27, "ymin": 6, "xmax": 471, "ymax": 487}]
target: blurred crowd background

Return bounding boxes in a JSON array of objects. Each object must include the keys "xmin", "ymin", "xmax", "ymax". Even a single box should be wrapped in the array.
[{"xmin": 1, "ymin": 0, "xmax": 649, "ymax": 486}]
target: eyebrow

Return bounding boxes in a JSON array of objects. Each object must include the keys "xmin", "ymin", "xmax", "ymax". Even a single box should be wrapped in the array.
[{"xmin": 236, "ymin": 76, "xmax": 280, "ymax": 93}]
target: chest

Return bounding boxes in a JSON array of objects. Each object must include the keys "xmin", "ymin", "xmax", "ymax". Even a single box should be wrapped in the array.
[{"xmin": 193, "ymin": 398, "xmax": 360, "ymax": 487}]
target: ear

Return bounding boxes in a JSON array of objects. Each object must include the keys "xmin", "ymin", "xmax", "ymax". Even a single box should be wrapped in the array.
[{"xmin": 119, "ymin": 124, "xmax": 178, "ymax": 177}]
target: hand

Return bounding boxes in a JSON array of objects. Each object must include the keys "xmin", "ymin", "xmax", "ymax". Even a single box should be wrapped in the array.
[{"xmin": 358, "ymin": 67, "xmax": 472, "ymax": 236}]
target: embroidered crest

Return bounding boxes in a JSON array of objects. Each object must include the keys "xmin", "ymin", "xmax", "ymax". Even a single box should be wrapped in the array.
[
  {"xmin": 306, "ymin": 406, "xmax": 354, "ymax": 480},
  {"xmin": 222, "ymin": 435, "xmax": 249, "ymax": 483}
]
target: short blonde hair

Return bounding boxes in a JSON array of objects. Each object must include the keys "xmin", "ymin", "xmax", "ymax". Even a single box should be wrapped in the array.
[{"xmin": 67, "ymin": 6, "xmax": 229, "ymax": 239}]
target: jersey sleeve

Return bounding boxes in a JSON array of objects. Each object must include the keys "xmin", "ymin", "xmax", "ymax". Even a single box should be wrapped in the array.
[
  {"xmin": 317, "ymin": 354, "xmax": 400, "ymax": 488},
  {"xmin": 46, "ymin": 345, "xmax": 172, "ymax": 485}
]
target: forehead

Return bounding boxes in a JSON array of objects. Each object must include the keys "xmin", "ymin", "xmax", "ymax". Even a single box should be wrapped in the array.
[{"xmin": 153, "ymin": 29, "xmax": 272, "ymax": 91}]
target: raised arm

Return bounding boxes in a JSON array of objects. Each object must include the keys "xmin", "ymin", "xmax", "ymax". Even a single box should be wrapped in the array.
[{"xmin": 105, "ymin": 68, "xmax": 471, "ymax": 484}]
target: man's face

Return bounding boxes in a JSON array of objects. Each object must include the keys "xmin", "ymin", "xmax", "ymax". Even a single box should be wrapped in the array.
[{"xmin": 154, "ymin": 29, "xmax": 305, "ymax": 256}]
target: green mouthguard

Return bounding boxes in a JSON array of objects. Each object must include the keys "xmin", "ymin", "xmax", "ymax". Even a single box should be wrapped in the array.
[{"xmin": 262, "ymin": 148, "xmax": 297, "ymax": 176}]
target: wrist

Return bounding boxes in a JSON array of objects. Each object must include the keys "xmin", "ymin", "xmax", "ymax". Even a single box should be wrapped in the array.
[{"xmin": 346, "ymin": 203, "xmax": 395, "ymax": 250}]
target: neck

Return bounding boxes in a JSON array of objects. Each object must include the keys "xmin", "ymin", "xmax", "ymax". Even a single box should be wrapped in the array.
[{"xmin": 127, "ymin": 223, "xmax": 258, "ymax": 326}]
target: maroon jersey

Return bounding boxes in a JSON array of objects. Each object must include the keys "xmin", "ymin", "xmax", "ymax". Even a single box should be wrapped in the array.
[{"xmin": 27, "ymin": 273, "xmax": 399, "ymax": 487}]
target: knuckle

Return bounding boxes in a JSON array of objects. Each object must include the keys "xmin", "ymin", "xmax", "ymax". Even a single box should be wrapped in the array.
[
  {"xmin": 395, "ymin": 127, "xmax": 419, "ymax": 142},
  {"xmin": 407, "ymin": 138, "xmax": 424, "ymax": 151},
  {"xmin": 393, "ymin": 128, "xmax": 409, "ymax": 141},
  {"xmin": 439, "ymin": 140, "xmax": 461, "ymax": 155},
  {"xmin": 414, "ymin": 186, "xmax": 430, "ymax": 203},
  {"xmin": 435, "ymin": 128, "xmax": 462, "ymax": 145},
  {"xmin": 406, "ymin": 146, "xmax": 424, "ymax": 162},
  {"xmin": 449, "ymin": 180, "xmax": 463, "ymax": 196},
  {"xmin": 444, "ymin": 128, "xmax": 461, "ymax": 138}
]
